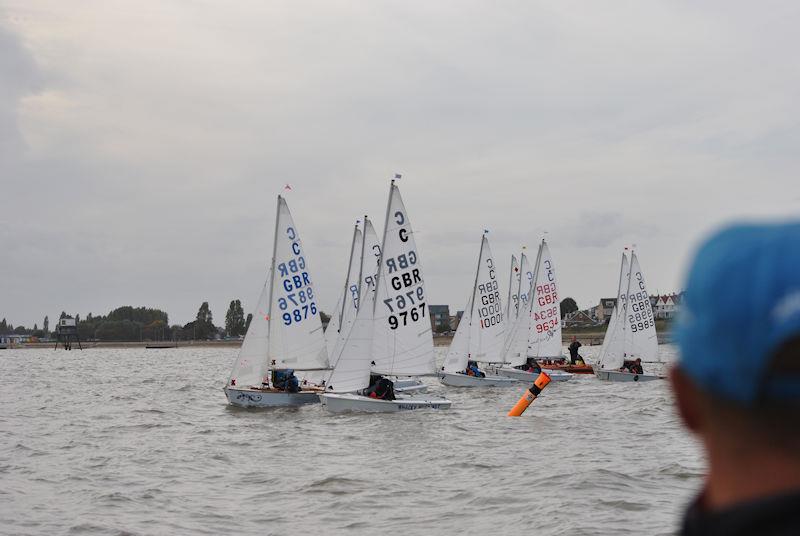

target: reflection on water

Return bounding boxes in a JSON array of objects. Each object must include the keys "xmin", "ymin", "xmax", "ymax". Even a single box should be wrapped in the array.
[{"xmin": 0, "ymin": 344, "xmax": 702, "ymax": 535}]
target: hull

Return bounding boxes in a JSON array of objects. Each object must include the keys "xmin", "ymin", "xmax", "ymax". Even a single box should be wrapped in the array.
[
  {"xmin": 592, "ymin": 367, "xmax": 661, "ymax": 382},
  {"xmin": 439, "ymin": 372, "xmax": 517, "ymax": 387},
  {"xmin": 224, "ymin": 386, "xmax": 321, "ymax": 407},
  {"xmin": 393, "ymin": 378, "xmax": 428, "ymax": 393},
  {"xmin": 539, "ymin": 363, "xmax": 594, "ymax": 374},
  {"xmin": 320, "ymin": 393, "xmax": 452, "ymax": 413},
  {"xmin": 496, "ymin": 367, "xmax": 573, "ymax": 382}
]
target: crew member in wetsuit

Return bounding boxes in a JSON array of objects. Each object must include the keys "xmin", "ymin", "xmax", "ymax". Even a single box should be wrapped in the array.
[
  {"xmin": 568, "ymin": 337, "xmax": 583, "ymax": 365},
  {"xmin": 524, "ymin": 358, "xmax": 541, "ymax": 374},
  {"xmin": 673, "ymin": 222, "xmax": 800, "ymax": 535},
  {"xmin": 629, "ymin": 358, "xmax": 643, "ymax": 375}
]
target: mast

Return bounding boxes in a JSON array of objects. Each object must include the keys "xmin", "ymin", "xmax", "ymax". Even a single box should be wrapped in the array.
[
  {"xmin": 372, "ymin": 180, "xmax": 394, "ymax": 316},
  {"xmin": 356, "ymin": 215, "xmax": 369, "ymax": 308},
  {"xmin": 264, "ymin": 195, "xmax": 282, "ymax": 377},
  {"xmin": 338, "ymin": 223, "xmax": 360, "ymax": 329},
  {"xmin": 514, "ymin": 252, "xmax": 527, "ymax": 320},
  {"xmin": 506, "ymin": 254, "xmax": 517, "ymax": 321},
  {"xmin": 620, "ymin": 249, "xmax": 635, "ymax": 358}
]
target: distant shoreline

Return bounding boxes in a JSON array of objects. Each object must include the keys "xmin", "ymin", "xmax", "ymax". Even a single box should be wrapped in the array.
[{"xmin": 9, "ymin": 328, "xmax": 672, "ymax": 350}]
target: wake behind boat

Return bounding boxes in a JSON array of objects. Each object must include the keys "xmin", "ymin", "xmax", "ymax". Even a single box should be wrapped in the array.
[
  {"xmin": 320, "ymin": 182, "xmax": 451, "ymax": 412},
  {"xmin": 224, "ymin": 194, "xmax": 331, "ymax": 407}
]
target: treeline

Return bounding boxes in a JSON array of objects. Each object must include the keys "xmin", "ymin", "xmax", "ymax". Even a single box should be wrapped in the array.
[{"xmin": 2, "ymin": 300, "xmax": 269, "ymax": 342}]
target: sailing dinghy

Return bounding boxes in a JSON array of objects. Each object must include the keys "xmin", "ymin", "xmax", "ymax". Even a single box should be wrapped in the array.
[
  {"xmin": 593, "ymin": 249, "xmax": 661, "ymax": 381},
  {"xmin": 440, "ymin": 234, "xmax": 516, "ymax": 387},
  {"xmin": 320, "ymin": 181, "xmax": 451, "ymax": 412},
  {"xmin": 496, "ymin": 240, "xmax": 572, "ymax": 382},
  {"xmin": 224, "ymin": 195, "xmax": 330, "ymax": 407}
]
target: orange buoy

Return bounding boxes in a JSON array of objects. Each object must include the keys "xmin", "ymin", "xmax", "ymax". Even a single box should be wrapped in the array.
[{"xmin": 507, "ymin": 372, "xmax": 552, "ymax": 417}]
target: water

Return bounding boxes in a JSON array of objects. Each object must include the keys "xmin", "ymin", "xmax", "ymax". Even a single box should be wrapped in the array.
[{"xmin": 0, "ymin": 345, "xmax": 703, "ymax": 535}]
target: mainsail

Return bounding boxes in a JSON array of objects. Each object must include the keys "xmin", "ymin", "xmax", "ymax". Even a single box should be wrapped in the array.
[
  {"xmin": 371, "ymin": 181, "xmax": 436, "ymax": 376},
  {"xmin": 621, "ymin": 252, "xmax": 658, "ymax": 362},
  {"xmin": 527, "ymin": 240, "xmax": 563, "ymax": 359},
  {"xmin": 598, "ymin": 252, "xmax": 629, "ymax": 370},
  {"xmin": 442, "ymin": 235, "xmax": 506, "ymax": 372},
  {"xmin": 501, "ymin": 251, "xmax": 535, "ymax": 367}
]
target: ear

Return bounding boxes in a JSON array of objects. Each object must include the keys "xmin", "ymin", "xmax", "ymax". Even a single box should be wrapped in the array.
[{"xmin": 670, "ymin": 366, "xmax": 703, "ymax": 434}]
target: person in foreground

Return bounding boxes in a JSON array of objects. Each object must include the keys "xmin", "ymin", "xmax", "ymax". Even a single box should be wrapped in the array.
[{"xmin": 672, "ymin": 221, "xmax": 800, "ymax": 536}]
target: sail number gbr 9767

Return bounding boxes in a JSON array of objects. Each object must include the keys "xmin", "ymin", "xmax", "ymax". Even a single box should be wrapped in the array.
[
  {"xmin": 277, "ymin": 226, "xmax": 318, "ymax": 325},
  {"xmin": 382, "ymin": 210, "xmax": 426, "ymax": 330}
]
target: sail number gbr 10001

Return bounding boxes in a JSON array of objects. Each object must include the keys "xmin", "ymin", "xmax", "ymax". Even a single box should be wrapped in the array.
[{"xmin": 382, "ymin": 251, "xmax": 426, "ymax": 330}]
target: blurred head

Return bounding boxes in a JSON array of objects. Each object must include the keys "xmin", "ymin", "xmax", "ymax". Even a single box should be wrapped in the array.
[{"xmin": 674, "ymin": 221, "xmax": 800, "ymax": 452}]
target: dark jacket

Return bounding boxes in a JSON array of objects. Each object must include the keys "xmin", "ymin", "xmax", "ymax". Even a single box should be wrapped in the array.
[{"xmin": 681, "ymin": 491, "xmax": 800, "ymax": 536}]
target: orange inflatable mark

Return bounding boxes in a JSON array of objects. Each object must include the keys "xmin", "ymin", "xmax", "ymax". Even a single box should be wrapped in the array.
[{"xmin": 507, "ymin": 372, "xmax": 552, "ymax": 417}]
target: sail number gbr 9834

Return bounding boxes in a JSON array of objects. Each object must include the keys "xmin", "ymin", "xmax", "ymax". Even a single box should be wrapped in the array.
[
  {"xmin": 382, "ymin": 210, "xmax": 426, "ymax": 330},
  {"xmin": 277, "ymin": 226, "xmax": 318, "ymax": 325}
]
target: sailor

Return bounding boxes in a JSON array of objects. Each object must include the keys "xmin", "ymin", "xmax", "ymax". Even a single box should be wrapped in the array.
[
  {"xmin": 524, "ymin": 358, "xmax": 541, "ymax": 374},
  {"xmin": 568, "ymin": 337, "xmax": 583, "ymax": 364},
  {"xmin": 672, "ymin": 221, "xmax": 800, "ymax": 535},
  {"xmin": 629, "ymin": 358, "xmax": 644, "ymax": 375},
  {"xmin": 466, "ymin": 360, "xmax": 485, "ymax": 378}
]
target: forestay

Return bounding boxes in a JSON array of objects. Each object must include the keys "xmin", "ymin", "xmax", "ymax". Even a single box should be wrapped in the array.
[
  {"xmin": 443, "ymin": 235, "xmax": 506, "ymax": 372},
  {"xmin": 597, "ymin": 253, "xmax": 629, "ymax": 371},
  {"xmin": 371, "ymin": 182, "xmax": 436, "ymax": 376},
  {"xmin": 527, "ymin": 240, "xmax": 562, "ymax": 359},
  {"xmin": 501, "ymin": 251, "xmax": 535, "ymax": 367}
]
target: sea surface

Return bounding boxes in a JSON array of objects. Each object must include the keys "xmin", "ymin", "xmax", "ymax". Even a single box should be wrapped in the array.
[{"xmin": 0, "ymin": 344, "xmax": 703, "ymax": 535}]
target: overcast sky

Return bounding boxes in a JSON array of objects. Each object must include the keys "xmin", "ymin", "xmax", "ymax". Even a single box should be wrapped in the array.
[{"xmin": 2, "ymin": 1, "xmax": 799, "ymax": 328}]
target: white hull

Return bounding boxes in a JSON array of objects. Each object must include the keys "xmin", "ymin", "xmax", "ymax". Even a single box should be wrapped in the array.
[
  {"xmin": 495, "ymin": 367, "xmax": 573, "ymax": 382},
  {"xmin": 224, "ymin": 386, "xmax": 320, "ymax": 407},
  {"xmin": 439, "ymin": 372, "xmax": 517, "ymax": 387},
  {"xmin": 320, "ymin": 393, "xmax": 452, "ymax": 413},
  {"xmin": 592, "ymin": 367, "xmax": 661, "ymax": 382},
  {"xmin": 393, "ymin": 378, "xmax": 428, "ymax": 393}
]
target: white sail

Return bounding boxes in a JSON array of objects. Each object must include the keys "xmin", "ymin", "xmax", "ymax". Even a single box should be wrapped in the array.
[
  {"xmin": 501, "ymin": 251, "xmax": 535, "ymax": 366},
  {"xmin": 371, "ymin": 181, "xmax": 436, "ymax": 376},
  {"xmin": 325, "ymin": 219, "xmax": 376, "ymax": 393},
  {"xmin": 228, "ymin": 275, "xmax": 271, "ymax": 388},
  {"xmin": 442, "ymin": 294, "xmax": 472, "ymax": 373},
  {"xmin": 360, "ymin": 218, "xmax": 382, "ymax": 310},
  {"xmin": 621, "ymin": 252, "xmax": 658, "ymax": 362},
  {"xmin": 324, "ymin": 295, "xmax": 343, "ymax": 358},
  {"xmin": 506, "ymin": 254, "xmax": 519, "ymax": 320},
  {"xmin": 528, "ymin": 240, "xmax": 563, "ymax": 359},
  {"xmin": 443, "ymin": 235, "xmax": 506, "ymax": 372},
  {"xmin": 266, "ymin": 196, "xmax": 329, "ymax": 372},
  {"xmin": 597, "ymin": 253, "xmax": 629, "ymax": 371},
  {"xmin": 325, "ymin": 226, "xmax": 363, "ymax": 361}
]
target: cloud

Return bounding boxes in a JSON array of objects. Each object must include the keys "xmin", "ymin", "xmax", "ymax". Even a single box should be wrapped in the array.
[{"xmin": 1, "ymin": 1, "xmax": 799, "ymax": 327}]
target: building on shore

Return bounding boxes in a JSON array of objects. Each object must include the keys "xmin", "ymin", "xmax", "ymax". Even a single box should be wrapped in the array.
[{"xmin": 428, "ymin": 305, "xmax": 451, "ymax": 333}]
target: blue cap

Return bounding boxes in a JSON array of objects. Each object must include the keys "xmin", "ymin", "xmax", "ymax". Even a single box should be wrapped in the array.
[{"xmin": 677, "ymin": 221, "xmax": 800, "ymax": 405}]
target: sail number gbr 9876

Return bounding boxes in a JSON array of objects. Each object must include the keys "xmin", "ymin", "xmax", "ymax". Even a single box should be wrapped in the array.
[{"xmin": 277, "ymin": 226, "xmax": 318, "ymax": 325}]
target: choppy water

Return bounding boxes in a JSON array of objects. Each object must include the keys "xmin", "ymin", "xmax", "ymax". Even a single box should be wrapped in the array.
[{"xmin": 0, "ymin": 345, "xmax": 703, "ymax": 535}]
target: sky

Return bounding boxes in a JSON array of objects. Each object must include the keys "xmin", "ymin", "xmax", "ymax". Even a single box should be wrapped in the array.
[{"xmin": 1, "ymin": 1, "xmax": 799, "ymax": 328}]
